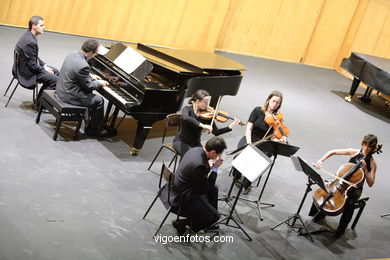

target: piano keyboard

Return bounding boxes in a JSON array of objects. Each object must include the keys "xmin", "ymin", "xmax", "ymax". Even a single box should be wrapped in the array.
[{"xmin": 102, "ymin": 86, "xmax": 138, "ymax": 107}]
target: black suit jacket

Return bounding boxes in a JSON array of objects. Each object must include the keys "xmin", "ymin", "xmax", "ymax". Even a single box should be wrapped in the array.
[
  {"xmin": 170, "ymin": 147, "xmax": 217, "ymax": 207},
  {"xmin": 14, "ymin": 31, "xmax": 45, "ymax": 88},
  {"xmin": 55, "ymin": 51, "xmax": 101, "ymax": 107}
]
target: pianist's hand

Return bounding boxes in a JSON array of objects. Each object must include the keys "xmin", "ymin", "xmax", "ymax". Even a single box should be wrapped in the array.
[
  {"xmin": 98, "ymin": 80, "xmax": 109, "ymax": 87},
  {"xmin": 90, "ymin": 74, "xmax": 102, "ymax": 81}
]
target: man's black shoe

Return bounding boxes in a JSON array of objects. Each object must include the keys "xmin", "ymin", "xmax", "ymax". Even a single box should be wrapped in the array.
[{"xmin": 172, "ymin": 219, "xmax": 189, "ymax": 236}]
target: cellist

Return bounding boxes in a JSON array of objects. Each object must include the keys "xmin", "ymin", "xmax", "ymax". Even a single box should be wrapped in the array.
[{"xmin": 309, "ymin": 134, "xmax": 379, "ymax": 238}]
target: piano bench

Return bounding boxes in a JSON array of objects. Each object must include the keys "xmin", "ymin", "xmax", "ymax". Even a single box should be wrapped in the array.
[{"xmin": 36, "ymin": 90, "xmax": 87, "ymax": 141}]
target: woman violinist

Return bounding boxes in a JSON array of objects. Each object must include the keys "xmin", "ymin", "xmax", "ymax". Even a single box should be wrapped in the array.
[
  {"xmin": 233, "ymin": 90, "xmax": 287, "ymax": 194},
  {"xmin": 309, "ymin": 134, "xmax": 379, "ymax": 238},
  {"xmin": 173, "ymin": 89, "xmax": 240, "ymax": 156}
]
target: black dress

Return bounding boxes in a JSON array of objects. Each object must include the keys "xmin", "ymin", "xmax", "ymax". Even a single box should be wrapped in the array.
[
  {"xmin": 173, "ymin": 105, "xmax": 232, "ymax": 156},
  {"xmin": 309, "ymin": 151, "xmax": 371, "ymax": 235}
]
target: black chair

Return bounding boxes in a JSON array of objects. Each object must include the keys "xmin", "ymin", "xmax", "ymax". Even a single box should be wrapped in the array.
[
  {"xmin": 4, "ymin": 49, "xmax": 39, "ymax": 110},
  {"xmin": 36, "ymin": 90, "xmax": 87, "ymax": 141},
  {"xmin": 143, "ymin": 163, "xmax": 188, "ymax": 236},
  {"xmin": 351, "ymin": 195, "xmax": 369, "ymax": 230},
  {"xmin": 147, "ymin": 114, "xmax": 181, "ymax": 172}
]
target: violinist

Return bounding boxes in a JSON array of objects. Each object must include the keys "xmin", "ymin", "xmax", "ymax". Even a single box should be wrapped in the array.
[
  {"xmin": 173, "ymin": 90, "xmax": 240, "ymax": 156},
  {"xmin": 309, "ymin": 134, "xmax": 379, "ymax": 238},
  {"xmin": 233, "ymin": 90, "xmax": 286, "ymax": 194}
]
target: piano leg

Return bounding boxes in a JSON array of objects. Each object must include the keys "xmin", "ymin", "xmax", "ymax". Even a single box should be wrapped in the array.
[
  {"xmin": 130, "ymin": 120, "xmax": 153, "ymax": 156},
  {"xmin": 359, "ymin": 87, "xmax": 373, "ymax": 103},
  {"xmin": 345, "ymin": 77, "xmax": 361, "ymax": 102}
]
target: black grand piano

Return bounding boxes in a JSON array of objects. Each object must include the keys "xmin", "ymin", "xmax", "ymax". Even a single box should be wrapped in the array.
[
  {"xmin": 88, "ymin": 43, "xmax": 246, "ymax": 155},
  {"xmin": 341, "ymin": 52, "xmax": 390, "ymax": 103}
]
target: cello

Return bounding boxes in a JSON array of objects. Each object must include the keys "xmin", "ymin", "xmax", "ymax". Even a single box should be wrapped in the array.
[{"xmin": 312, "ymin": 144, "xmax": 382, "ymax": 216}]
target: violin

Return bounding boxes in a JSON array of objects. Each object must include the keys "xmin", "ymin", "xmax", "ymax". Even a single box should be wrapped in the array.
[
  {"xmin": 199, "ymin": 106, "xmax": 246, "ymax": 126},
  {"xmin": 312, "ymin": 144, "xmax": 382, "ymax": 216},
  {"xmin": 264, "ymin": 112, "xmax": 289, "ymax": 139}
]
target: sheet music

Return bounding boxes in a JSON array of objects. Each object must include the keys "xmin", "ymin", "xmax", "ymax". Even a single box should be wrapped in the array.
[
  {"xmin": 231, "ymin": 145, "xmax": 271, "ymax": 183},
  {"xmin": 113, "ymin": 47, "xmax": 146, "ymax": 74},
  {"xmin": 98, "ymin": 44, "xmax": 109, "ymax": 55}
]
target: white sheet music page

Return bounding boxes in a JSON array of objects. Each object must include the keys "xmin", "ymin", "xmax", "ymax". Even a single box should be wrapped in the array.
[
  {"xmin": 113, "ymin": 47, "xmax": 146, "ymax": 74},
  {"xmin": 98, "ymin": 44, "xmax": 109, "ymax": 55},
  {"xmin": 231, "ymin": 145, "xmax": 271, "ymax": 183}
]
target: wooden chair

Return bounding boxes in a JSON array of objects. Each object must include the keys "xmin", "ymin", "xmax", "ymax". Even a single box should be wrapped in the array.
[
  {"xmin": 4, "ymin": 49, "xmax": 39, "ymax": 110},
  {"xmin": 147, "ymin": 113, "xmax": 181, "ymax": 172}
]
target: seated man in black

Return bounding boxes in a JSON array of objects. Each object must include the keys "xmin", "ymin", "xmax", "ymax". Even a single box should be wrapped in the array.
[
  {"xmin": 168, "ymin": 136, "xmax": 226, "ymax": 235},
  {"xmin": 15, "ymin": 16, "xmax": 58, "ymax": 101},
  {"xmin": 56, "ymin": 39, "xmax": 111, "ymax": 137}
]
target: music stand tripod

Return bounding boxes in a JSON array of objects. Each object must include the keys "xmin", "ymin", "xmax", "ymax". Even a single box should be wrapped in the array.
[
  {"xmin": 271, "ymin": 156, "xmax": 328, "ymax": 242},
  {"xmin": 214, "ymin": 144, "xmax": 272, "ymax": 241},
  {"xmin": 238, "ymin": 141, "xmax": 299, "ymax": 220},
  {"xmin": 381, "ymin": 213, "xmax": 390, "ymax": 217}
]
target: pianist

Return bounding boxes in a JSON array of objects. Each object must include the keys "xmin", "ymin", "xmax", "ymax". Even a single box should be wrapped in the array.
[
  {"xmin": 56, "ymin": 39, "xmax": 112, "ymax": 138},
  {"xmin": 173, "ymin": 89, "xmax": 240, "ymax": 156}
]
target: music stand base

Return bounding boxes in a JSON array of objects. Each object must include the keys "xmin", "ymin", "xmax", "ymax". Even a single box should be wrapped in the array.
[
  {"xmin": 218, "ymin": 195, "xmax": 244, "ymax": 224},
  {"xmin": 212, "ymin": 215, "xmax": 252, "ymax": 241},
  {"xmin": 235, "ymin": 196, "xmax": 275, "ymax": 221},
  {"xmin": 271, "ymin": 214, "xmax": 314, "ymax": 242},
  {"xmin": 381, "ymin": 213, "xmax": 390, "ymax": 217}
]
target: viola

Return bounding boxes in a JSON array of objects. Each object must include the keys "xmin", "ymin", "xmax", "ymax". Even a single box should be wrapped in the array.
[
  {"xmin": 264, "ymin": 112, "xmax": 289, "ymax": 139},
  {"xmin": 312, "ymin": 144, "xmax": 382, "ymax": 216},
  {"xmin": 199, "ymin": 106, "xmax": 246, "ymax": 126}
]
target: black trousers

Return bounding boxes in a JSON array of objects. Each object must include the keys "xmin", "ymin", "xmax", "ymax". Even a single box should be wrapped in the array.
[
  {"xmin": 84, "ymin": 94, "xmax": 105, "ymax": 134},
  {"xmin": 309, "ymin": 188, "xmax": 362, "ymax": 233},
  {"xmin": 176, "ymin": 186, "xmax": 220, "ymax": 232},
  {"xmin": 36, "ymin": 66, "xmax": 59, "ymax": 99}
]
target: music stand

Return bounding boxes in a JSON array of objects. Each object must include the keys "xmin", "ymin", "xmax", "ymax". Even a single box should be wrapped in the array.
[
  {"xmin": 214, "ymin": 144, "xmax": 272, "ymax": 241},
  {"xmin": 271, "ymin": 156, "xmax": 328, "ymax": 242},
  {"xmin": 381, "ymin": 213, "xmax": 390, "ymax": 217},
  {"xmin": 238, "ymin": 141, "xmax": 299, "ymax": 220}
]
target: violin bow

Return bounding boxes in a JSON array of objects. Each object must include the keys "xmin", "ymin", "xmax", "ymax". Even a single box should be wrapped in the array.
[
  {"xmin": 209, "ymin": 95, "xmax": 222, "ymax": 130},
  {"xmin": 314, "ymin": 165, "xmax": 358, "ymax": 188},
  {"xmin": 227, "ymin": 132, "xmax": 274, "ymax": 158}
]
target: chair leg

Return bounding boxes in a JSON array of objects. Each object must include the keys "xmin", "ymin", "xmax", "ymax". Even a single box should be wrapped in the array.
[
  {"xmin": 143, "ymin": 195, "xmax": 159, "ymax": 220},
  {"xmin": 53, "ymin": 118, "xmax": 62, "ymax": 141},
  {"xmin": 74, "ymin": 117, "xmax": 83, "ymax": 140},
  {"xmin": 147, "ymin": 146, "xmax": 164, "ymax": 170},
  {"xmin": 35, "ymin": 99, "xmax": 44, "ymax": 124},
  {"xmin": 351, "ymin": 203, "xmax": 366, "ymax": 230},
  {"xmin": 154, "ymin": 208, "xmax": 171, "ymax": 237},
  {"xmin": 33, "ymin": 85, "xmax": 38, "ymax": 112},
  {"xmin": 4, "ymin": 77, "xmax": 15, "ymax": 97},
  {"xmin": 5, "ymin": 83, "xmax": 19, "ymax": 107}
]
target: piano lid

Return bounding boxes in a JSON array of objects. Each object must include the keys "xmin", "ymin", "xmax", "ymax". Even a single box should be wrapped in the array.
[{"xmin": 133, "ymin": 43, "xmax": 246, "ymax": 74}]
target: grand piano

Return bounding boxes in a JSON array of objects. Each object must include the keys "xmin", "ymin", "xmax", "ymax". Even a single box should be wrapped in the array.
[
  {"xmin": 341, "ymin": 52, "xmax": 390, "ymax": 103},
  {"xmin": 88, "ymin": 43, "xmax": 246, "ymax": 155}
]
